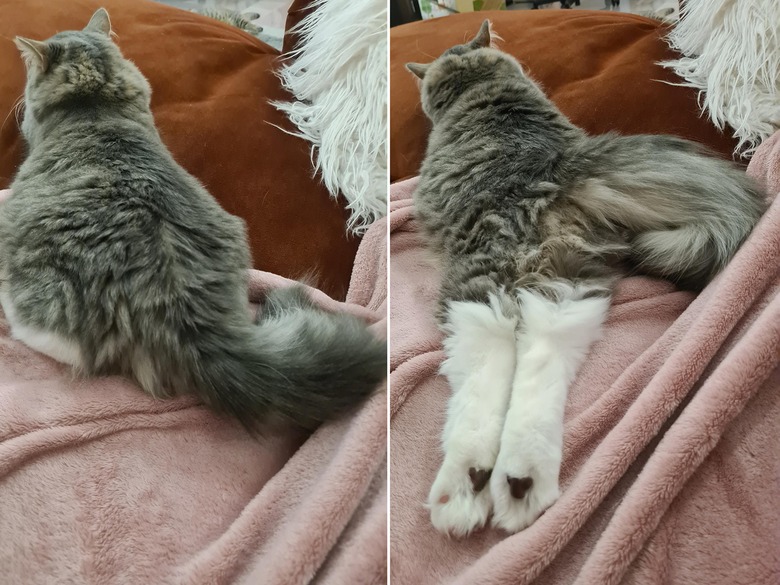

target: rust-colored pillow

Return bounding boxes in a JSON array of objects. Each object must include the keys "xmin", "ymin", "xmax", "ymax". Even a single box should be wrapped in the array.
[
  {"xmin": 390, "ymin": 10, "xmax": 738, "ymax": 182},
  {"xmin": 0, "ymin": 0, "xmax": 358, "ymax": 299}
]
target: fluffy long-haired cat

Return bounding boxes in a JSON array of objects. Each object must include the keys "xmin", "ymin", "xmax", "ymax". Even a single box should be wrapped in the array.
[
  {"xmin": 0, "ymin": 9, "xmax": 385, "ymax": 431},
  {"xmin": 407, "ymin": 21, "xmax": 766, "ymax": 535}
]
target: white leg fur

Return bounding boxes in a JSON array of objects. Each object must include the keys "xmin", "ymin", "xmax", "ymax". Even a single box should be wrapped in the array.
[
  {"xmin": 0, "ymin": 289, "xmax": 83, "ymax": 367},
  {"xmin": 428, "ymin": 295, "xmax": 517, "ymax": 536},
  {"xmin": 490, "ymin": 285, "xmax": 610, "ymax": 532}
]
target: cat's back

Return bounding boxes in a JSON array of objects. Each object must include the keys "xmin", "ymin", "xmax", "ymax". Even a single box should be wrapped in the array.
[
  {"xmin": 16, "ymin": 116, "xmax": 186, "ymax": 206},
  {"xmin": 17, "ymin": 114, "xmax": 236, "ymax": 222},
  {"xmin": 4, "ymin": 115, "xmax": 248, "ymax": 280},
  {"xmin": 419, "ymin": 76, "xmax": 576, "ymax": 204}
]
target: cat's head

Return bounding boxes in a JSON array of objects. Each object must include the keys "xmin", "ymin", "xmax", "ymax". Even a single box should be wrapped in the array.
[
  {"xmin": 405, "ymin": 21, "xmax": 528, "ymax": 122},
  {"xmin": 14, "ymin": 8, "xmax": 152, "ymax": 142}
]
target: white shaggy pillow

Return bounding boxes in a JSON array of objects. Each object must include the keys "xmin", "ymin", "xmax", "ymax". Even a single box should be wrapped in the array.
[
  {"xmin": 274, "ymin": 0, "xmax": 387, "ymax": 235},
  {"xmin": 662, "ymin": 0, "xmax": 780, "ymax": 157}
]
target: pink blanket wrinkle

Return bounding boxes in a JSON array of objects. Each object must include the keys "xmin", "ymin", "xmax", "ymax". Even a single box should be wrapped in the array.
[
  {"xmin": 389, "ymin": 133, "xmax": 780, "ymax": 584},
  {"xmin": 0, "ymin": 185, "xmax": 388, "ymax": 585}
]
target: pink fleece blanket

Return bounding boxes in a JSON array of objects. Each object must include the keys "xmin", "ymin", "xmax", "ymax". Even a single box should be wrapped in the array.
[
  {"xmin": 0, "ymin": 190, "xmax": 388, "ymax": 585},
  {"xmin": 389, "ymin": 133, "xmax": 780, "ymax": 585}
]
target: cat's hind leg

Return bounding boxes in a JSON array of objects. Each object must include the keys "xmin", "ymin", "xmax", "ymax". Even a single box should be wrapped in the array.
[
  {"xmin": 428, "ymin": 294, "xmax": 517, "ymax": 537},
  {"xmin": 0, "ymin": 289, "xmax": 83, "ymax": 368},
  {"xmin": 490, "ymin": 282, "xmax": 610, "ymax": 532}
]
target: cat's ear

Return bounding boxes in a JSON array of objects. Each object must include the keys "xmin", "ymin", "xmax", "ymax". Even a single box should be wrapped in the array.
[
  {"xmin": 471, "ymin": 19, "xmax": 493, "ymax": 49},
  {"xmin": 84, "ymin": 7, "xmax": 112, "ymax": 37},
  {"xmin": 14, "ymin": 37, "xmax": 49, "ymax": 71},
  {"xmin": 406, "ymin": 62, "xmax": 430, "ymax": 80}
]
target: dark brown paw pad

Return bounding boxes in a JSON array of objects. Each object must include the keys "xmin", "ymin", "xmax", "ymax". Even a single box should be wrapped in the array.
[
  {"xmin": 507, "ymin": 476, "xmax": 533, "ymax": 499},
  {"xmin": 468, "ymin": 467, "xmax": 492, "ymax": 492}
]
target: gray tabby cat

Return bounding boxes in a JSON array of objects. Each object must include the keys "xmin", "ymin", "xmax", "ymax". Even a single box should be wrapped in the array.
[
  {"xmin": 1, "ymin": 8, "xmax": 385, "ymax": 431},
  {"xmin": 407, "ymin": 21, "xmax": 765, "ymax": 536}
]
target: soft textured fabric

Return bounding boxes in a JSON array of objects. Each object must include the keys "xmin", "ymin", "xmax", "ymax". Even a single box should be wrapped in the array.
[
  {"xmin": 663, "ymin": 0, "xmax": 780, "ymax": 156},
  {"xmin": 276, "ymin": 0, "xmax": 388, "ymax": 235},
  {"xmin": 389, "ymin": 131, "xmax": 779, "ymax": 583},
  {"xmin": 390, "ymin": 10, "xmax": 740, "ymax": 182},
  {"xmin": 0, "ymin": 187, "xmax": 388, "ymax": 585},
  {"xmin": 0, "ymin": 0, "xmax": 358, "ymax": 300}
]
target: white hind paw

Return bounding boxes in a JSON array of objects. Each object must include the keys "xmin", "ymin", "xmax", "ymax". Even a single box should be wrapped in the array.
[
  {"xmin": 489, "ymin": 431, "xmax": 561, "ymax": 533},
  {"xmin": 428, "ymin": 461, "xmax": 494, "ymax": 537}
]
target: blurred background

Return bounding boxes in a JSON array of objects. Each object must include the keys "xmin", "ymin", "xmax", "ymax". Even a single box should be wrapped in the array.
[
  {"xmin": 392, "ymin": 0, "xmax": 679, "ymax": 26},
  {"xmin": 156, "ymin": 0, "xmax": 293, "ymax": 49}
]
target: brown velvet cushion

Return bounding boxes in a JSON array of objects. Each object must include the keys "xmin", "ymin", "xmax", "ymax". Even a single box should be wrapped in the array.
[
  {"xmin": 390, "ymin": 10, "xmax": 739, "ymax": 182},
  {"xmin": 0, "ymin": 0, "xmax": 358, "ymax": 299}
]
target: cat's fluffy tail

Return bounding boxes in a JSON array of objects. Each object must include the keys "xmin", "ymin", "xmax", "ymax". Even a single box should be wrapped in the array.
[
  {"xmin": 575, "ymin": 134, "xmax": 767, "ymax": 289},
  {"xmin": 189, "ymin": 287, "xmax": 386, "ymax": 430}
]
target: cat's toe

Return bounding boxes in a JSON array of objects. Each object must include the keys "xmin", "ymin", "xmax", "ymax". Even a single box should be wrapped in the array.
[
  {"xmin": 428, "ymin": 463, "xmax": 493, "ymax": 537},
  {"xmin": 489, "ymin": 435, "xmax": 561, "ymax": 533}
]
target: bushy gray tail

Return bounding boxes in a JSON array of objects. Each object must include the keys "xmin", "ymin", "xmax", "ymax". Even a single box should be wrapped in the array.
[
  {"xmin": 575, "ymin": 135, "xmax": 767, "ymax": 289},
  {"xmin": 188, "ymin": 287, "xmax": 386, "ymax": 430}
]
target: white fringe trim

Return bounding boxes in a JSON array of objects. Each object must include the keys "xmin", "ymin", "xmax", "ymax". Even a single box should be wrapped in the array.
[
  {"xmin": 662, "ymin": 0, "xmax": 780, "ymax": 157},
  {"xmin": 273, "ymin": 0, "xmax": 387, "ymax": 235}
]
